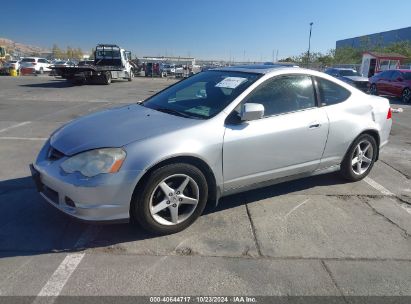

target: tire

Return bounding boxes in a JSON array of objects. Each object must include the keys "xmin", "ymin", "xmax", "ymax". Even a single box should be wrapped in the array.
[
  {"xmin": 128, "ymin": 70, "xmax": 133, "ymax": 81},
  {"xmin": 131, "ymin": 163, "xmax": 208, "ymax": 235},
  {"xmin": 103, "ymin": 71, "xmax": 112, "ymax": 85},
  {"xmin": 370, "ymin": 84, "xmax": 378, "ymax": 95},
  {"xmin": 340, "ymin": 134, "xmax": 377, "ymax": 181},
  {"xmin": 401, "ymin": 88, "xmax": 411, "ymax": 103}
]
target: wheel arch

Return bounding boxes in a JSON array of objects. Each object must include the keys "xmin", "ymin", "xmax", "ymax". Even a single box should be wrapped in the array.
[
  {"xmin": 130, "ymin": 155, "xmax": 219, "ymax": 216},
  {"xmin": 343, "ymin": 129, "xmax": 380, "ymax": 163}
]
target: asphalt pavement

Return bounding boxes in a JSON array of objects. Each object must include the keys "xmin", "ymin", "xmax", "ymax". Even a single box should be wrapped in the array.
[{"xmin": 0, "ymin": 75, "xmax": 410, "ymax": 301}]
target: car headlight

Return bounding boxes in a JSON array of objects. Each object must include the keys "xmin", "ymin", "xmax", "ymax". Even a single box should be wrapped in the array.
[{"xmin": 60, "ymin": 148, "xmax": 126, "ymax": 177}]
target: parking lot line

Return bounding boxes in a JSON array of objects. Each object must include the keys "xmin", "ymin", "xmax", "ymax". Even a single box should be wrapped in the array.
[
  {"xmin": 363, "ymin": 177, "xmax": 395, "ymax": 196},
  {"xmin": 33, "ymin": 226, "xmax": 100, "ymax": 300},
  {"xmin": 36, "ymin": 253, "xmax": 84, "ymax": 297},
  {"xmin": 0, "ymin": 121, "xmax": 31, "ymax": 133}
]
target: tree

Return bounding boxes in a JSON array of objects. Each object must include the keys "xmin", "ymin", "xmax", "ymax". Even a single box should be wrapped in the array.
[
  {"xmin": 66, "ymin": 46, "xmax": 73, "ymax": 59},
  {"xmin": 88, "ymin": 48, "xmax": 95, "ymax": 59},
  {"xmin": 52, "ymin": 44, "xmax": 63, "ymax": 59},
  {"xmin": 71, "ymin": 47, "xmax": 83, "ymax": 60}
]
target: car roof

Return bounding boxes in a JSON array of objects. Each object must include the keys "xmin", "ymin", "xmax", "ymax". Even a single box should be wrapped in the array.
[
  {"xmin": 23, "ymin": 57, "xmax": 46, "ymax": 60},
  {"xmin": 212, "ymin": 64, "xmax": 302, "ymax": 74}
]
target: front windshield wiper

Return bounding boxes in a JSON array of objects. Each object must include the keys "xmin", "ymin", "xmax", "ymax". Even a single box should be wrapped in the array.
[{"xmin": 154, "ymin": 107, "xmax": 194, "ymax": 119}]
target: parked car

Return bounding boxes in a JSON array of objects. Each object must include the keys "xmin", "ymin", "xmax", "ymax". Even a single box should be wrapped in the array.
[
  {"xmin": 52, "ymin": 60, "xmax": 75, "ymax": 67},
  {"xmin": 31, "ymin": 65, "xmax": 392, "ymax": 235},
  {"xmin": 20, "ymin": 57, "xmax": 51, "ymax": 74},
  {"xmin": 163, "ymin": 64, "xmax": 176, "ymax": 75},
  {"xmin": 325, "ymin": 68, "xmax": 369, "ymax": 92},
  {"xmin": 78, "ymin": 60, "xmax": 94, "ymax": 66},
  {"xmin": 3, "ymin": 60, "xmax": 20, "ymax": 71},
  {"xmin": 369, "ymin": 69, "xmax": 411, "ymax": 103},
  {"xmin": 145, "ymin": 62, "xmax": 166, "ymax": 77},
  {"xmin": 50, "ymin": 60, "xmax": 75, "ymax": 76}
]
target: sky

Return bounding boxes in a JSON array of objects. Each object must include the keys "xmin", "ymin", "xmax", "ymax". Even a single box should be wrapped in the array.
[{"xmin": 2, "ymin": 0, "xmax": 411, "ymax": 61}]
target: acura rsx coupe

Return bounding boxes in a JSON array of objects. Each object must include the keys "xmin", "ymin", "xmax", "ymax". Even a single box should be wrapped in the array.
[{"xmin": 30, "ymin": 65, "xmax": 392, "ymax": 234}]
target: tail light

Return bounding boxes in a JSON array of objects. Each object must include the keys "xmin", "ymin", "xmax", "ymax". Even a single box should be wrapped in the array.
[{"xmin": 387, "ymin": 108, "xmax": 392, "ymax": 119}]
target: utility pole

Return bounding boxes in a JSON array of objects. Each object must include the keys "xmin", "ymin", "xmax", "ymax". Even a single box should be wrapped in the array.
[{"xmin": 307, "ymin": 22, "xmax": 314, "ymax": 68}]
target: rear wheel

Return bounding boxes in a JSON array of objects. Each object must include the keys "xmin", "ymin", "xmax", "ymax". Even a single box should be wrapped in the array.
[
  {"xmin": 131, "ymin": 163, "xmax": 208, "ymax": 235},
  {"xmin": 402, "ymin": 88, "xmax": 411, "ymax": 103},
  {"xmin": 340, "ymin": 134, "xmax": 377, "ymax": 181},
  {"xmin": 370, "ymin": 84, "xmax": 378, "ymax": 95}
]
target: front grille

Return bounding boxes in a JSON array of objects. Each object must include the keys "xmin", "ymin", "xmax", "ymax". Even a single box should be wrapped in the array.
[{"xmin": 48, "ymin": 146, "xmax": 65, "ymax": 161}]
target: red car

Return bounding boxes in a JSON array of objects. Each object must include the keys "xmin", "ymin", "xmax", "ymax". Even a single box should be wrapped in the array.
[{"xmin": 370, "ymin": 69, "xmax": 411, "ymax": 103}]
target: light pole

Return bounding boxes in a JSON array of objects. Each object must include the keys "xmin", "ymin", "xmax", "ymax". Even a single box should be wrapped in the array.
[{"xmin": 307, "ymin": 22, "xmax": 313, "ymax": 68}]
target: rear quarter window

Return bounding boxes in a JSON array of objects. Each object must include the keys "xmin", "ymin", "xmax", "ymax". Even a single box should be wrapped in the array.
[{"xmin": 316, "ymin": 77, "xmax": 351, "ymax": 106}]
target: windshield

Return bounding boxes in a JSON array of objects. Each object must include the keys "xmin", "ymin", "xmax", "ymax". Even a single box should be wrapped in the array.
[
  {"xmin": 143, "ymin": 70, "xmax": 261, "ymax": 119},
  {"xmin": 339, "ymin": 70, "xmax": 361, "ymax": 77}
]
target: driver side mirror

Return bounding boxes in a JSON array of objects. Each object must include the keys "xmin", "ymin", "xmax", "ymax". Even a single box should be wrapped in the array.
[
  {"xmin": 397, "ymin": 77, "xmax": 404, "ymax": 82},
  {"xmin": 240, "ymin": 103, "xmax": 265, "ymax": 121}
]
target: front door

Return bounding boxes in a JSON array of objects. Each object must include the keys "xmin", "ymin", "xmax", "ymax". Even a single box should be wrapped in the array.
[{"xmin": 223, "ymin": 74, "xmax": 329, "ymax": 192}]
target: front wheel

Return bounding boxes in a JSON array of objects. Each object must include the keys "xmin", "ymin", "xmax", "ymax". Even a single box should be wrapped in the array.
[
  {"xmin": 340, "ymin": 134, "xmax": 377, "ymax": 181},
  {"xmin": 402, "ymin": 88, "xmax": 411, "ymax": 103},
  {"xmin": 103, "ymin": 71, "xmax": 112, "ymax": 85},
  {"xmin": 128, "ymin": 70, "xmax": 133, "ymax": 81},
  {"xmin": 131, "ymin": 163, "xmax": 208, "ymax": 235}
]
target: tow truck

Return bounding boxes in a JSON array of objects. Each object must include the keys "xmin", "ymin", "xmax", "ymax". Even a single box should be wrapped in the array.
[{"xmin": 52, "ymin": 44, "xmax": 135, "ymax": 85}]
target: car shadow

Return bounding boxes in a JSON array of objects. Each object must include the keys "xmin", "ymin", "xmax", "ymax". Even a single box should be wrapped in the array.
[
  {"xmin": 0, "ymin": 172, "xmax": 348, "ymax": 258},
  {"xmin": 19, "ymin": 80, "xmax": 75, "ymax": 88},
  {"xmin": 19, "ymin": 79, "xmax": 128, "ymax": 88}
]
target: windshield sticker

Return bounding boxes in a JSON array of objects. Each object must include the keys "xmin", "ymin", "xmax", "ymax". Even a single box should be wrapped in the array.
[{"xmin": 215, "ymin": 77, "xmax": 247, "ymax": 89}]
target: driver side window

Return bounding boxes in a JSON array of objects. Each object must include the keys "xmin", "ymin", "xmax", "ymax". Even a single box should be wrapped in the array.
[{"xmin": 242, "ymin": 75, "xmax": 316, "ymax": 117}]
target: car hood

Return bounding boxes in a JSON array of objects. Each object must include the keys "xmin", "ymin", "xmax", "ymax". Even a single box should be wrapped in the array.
[
  {"xmin": 343, "ymin": 76, "xmax": 369, "ymax": 82},
  {"xmin": 50, "ymin": 104, "xmax": 200, "ymax": 156}
]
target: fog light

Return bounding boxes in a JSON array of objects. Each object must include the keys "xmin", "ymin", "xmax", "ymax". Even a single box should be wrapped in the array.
[{"xmin": 65, "ymin": 196, "xmax": 76, "ymax": 207}]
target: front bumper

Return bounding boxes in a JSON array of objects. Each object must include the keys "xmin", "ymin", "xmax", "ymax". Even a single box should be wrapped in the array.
[{"xmin": 30, "ymin": 142, "xmax": 141, "ymax": 222}]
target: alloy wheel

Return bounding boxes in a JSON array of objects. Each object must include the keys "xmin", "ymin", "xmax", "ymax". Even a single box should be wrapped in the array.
[
  {"xmin": 402, "ymin": 88, "xmax": 411, "ymax": 103},
  {"xmin": 351, "ymin": 140, "xmax": 374, "ymax": 175},
  {"xmin": 149, "ymin": 174, "xmax": 200, "ymax": 226}
]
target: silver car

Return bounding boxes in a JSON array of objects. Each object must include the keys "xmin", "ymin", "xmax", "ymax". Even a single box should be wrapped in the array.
[{"xmin": 31, "ymin": 65, "xmax": 392, "ymax": 234}]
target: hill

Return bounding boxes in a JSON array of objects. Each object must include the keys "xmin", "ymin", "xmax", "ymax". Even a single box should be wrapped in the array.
[{"xmin": 0, "ymin": 38, "xmax": 50, "ymax": 56}]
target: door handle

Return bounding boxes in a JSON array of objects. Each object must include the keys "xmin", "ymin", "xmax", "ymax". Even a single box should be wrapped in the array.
[{"xmin": 309, "ymin": 123, "xmax": 321, "ymax": 129}]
